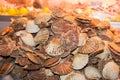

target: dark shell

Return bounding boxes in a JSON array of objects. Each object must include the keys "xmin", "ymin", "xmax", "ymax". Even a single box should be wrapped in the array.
[
  {"xmin": 15, "ymin": 56, "xmax": 30, "ymax": 66},
  {"xmin": 10, "ymin": 65, "xmax": 28, "ymax": 79},
  {"xmin": 0, "ymin": 63, "xmax": 14, "ymax": 76},
  {"xmin": 0, "ymin": 37, "xmax": 16, "ymax": 56}
]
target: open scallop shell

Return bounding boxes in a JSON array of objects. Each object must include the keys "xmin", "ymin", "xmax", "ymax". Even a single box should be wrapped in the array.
[
  {"xmin": 72, "ymin": 53, "xmax": 89, "ymax": 70},
  {"xmin": 51, "ymin": 61, "xmax": 72, "ymax": 75},
  {"xmin": 102, "ymin": 61, "xmax": 119, "ymax": 80},
  {"xmin": 45, "ymin": 37, "xmax": 64, "ymax": 56},
  {"xmin": 34, "ymin": 28, "xmax": 49, "ymax": 44},
  {"xmin": 84, "ymin": 66, "xmax": 102, "ymax": 79}
]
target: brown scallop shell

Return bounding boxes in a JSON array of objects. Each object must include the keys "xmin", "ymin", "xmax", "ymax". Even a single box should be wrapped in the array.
[
  {"xmin": 51, "ymin": 20, "xmax": 72, "ymax": 35},
  {"xmin": 34, "ymin": 28, "xmax": 49, "ymax": 44},
  {"xmin": 0, "ymin": 63, "xmax": 14, "ymax": 76},
  {"xmin": 78, "ymin": 37, "xmax": 99, "ymax": 54},
  {"xmin": 34, "ymin": 12, "xmax": 51, "ymax": 25},
  {"xmin": 15, "ymin": 56, "xmax": 30, "ymax": 66},
  {"xmin": 45, "ymin": 37, "xmax": 64, "ymax": 56},
  {"xmin": 51, "ymin": 61, "xmax": 72, "ymax": 75},
  {"xmin": 52, "ymin": 7, "xmax": 66, "ymax": 18},
  {"xmin": 10, "ymin": 65, "xmax": 28, "ymax": 79},
  {"xmin": 44, "ymin": 57, "xmax": 61, "ymax": 67},
  {"xmin": 0, "ymin": 37, "xmax": 16, "ymax": 56},
  {"xmin": 108, "ymin": 42, "xmax": 120, "ymax": 64},
  {"xmin": 26, "ymin": 53, "xmax": 44, "ymax": 65},
  {"xmin": 64, "ymin": 15, "xmax": 77, "ymax": 25},
  {"xmin": 61, "ymin": 30, "xmax": 78, "ymax": 51},
  {"xmin": 98, "ymin": 29, "xmax": 113, "ymax": 41}
]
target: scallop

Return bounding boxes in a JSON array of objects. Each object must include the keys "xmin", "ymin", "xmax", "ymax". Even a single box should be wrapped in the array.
[
  {"xmin": 51, "ymin": 61, "xmax": 72, "ymax": 75},
  {"xmin": 0, "ymin": 37, "xmax": 16, "ymax": 56},
  {"xmin": 26, "ymin": 20, "xmax": 40, "ymax": 33},
  {"xmin": 34, "ymin": 28, "xmax": 49, "ymax": 44},
  {"xmin": 16, "ymin": 30, "xmax": 36, "ymax": 46},
  {"xmin": 102, "ymin": 61, "xmax": 119, "ymax": 80},
  {"xmin": 44, "ymin": 57, "xmax": 61, "ymax": 67},
  {"xmin": 84, "ymin": 66, "xmax": 102, "ymax": 79},
  {"xmin": 65, "ymin": 72, "xmax": 86, "ymax": 80},
  {"xmin": 78, "ymin": 33, "xmax": 88, "ymax": 46},
  {"xmin": 45, "ymin": 37, "xmax": 64, "ymax": 56},
  {"xmin": 72, "ymin": 54, "xmax": 89, "ymax": 70},
  {"xmin": 35, "ymin": 12, "xmax": 51, "ymax": 24},
  {"xmin": 78, "ymin": 37, "xmax": 99, "ymax": 54}
]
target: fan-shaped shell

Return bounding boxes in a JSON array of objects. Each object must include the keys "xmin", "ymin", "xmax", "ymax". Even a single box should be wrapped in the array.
[
  {"xmin": 26, "ymin": 20, "xmax": 40, "ymax": 33},
  {"xmin": 72, "ymin": 54, "xmax": 89, "ymax": 70},
  {"xmin": 34, "ymin": 28, "xmax": 49, "ymax": 44},
  {"xmin": 51, "ymin": 61, "xmax": 72, "ymax": 75},
  {"xmin": 102, "ymin": 61, "xmax": 119, "ymax": 80},
  {"xmin": 78, "ymin": 37, "xmax": 99, "ymax": 54},
  {"xmin": 45, "ymin": 37, "xmax": 64, "ymax": 56}
]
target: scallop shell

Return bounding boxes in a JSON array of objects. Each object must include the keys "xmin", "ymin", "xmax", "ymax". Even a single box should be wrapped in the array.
[
  {"xmin": 26, "ymin": 53, "xmax": 44, "ymax": 65},
  {"xmin": 51, "ymin": 61, "xmax": 72, "ymax": 75},
  {"xmin": 0, "ymin": 63, "xmax": 14, "ymax": 76},
  {"xmin": 65, "ymin": 72, "xmax": 86, "ymax": 80},
  {"xmin": 44, "ymin": 57, "xmax": 61, "ymax": 67},
  {"xmin": 84, "ymin": 66, "xmax": 102, "ymax": 79},
  {"xmin": 15, "ymin": 56, "xmax": 30, "ymax": 66},
  {"xmin": 72, "ymin": 54, "xmax": 89, "ymax": 70},
  {"xmin": 102, "ymin": 61, "xmax": 119, "ymax": 80},
  {"xmin": 16, "ymin": 30, "xmax": 36, "ymax": 46},
  {"xmin": 108, "ymin": 42, "xmax": 120, "ymax": 64},
  {"xmin": 78, "ymin": 33, "xmax": 88, "ymax": 46},
  {"xmin": 34, "ymin": 28, "xmax": 49, "ymax": 44},
  {"xmin": 35, "ymin": 12, "xmax": 51, "ymax": 25},
  {"xmin": 0, "ymin": 37, "xmax": 16, "ymax": 56},
  {"xmin": 45, "ymin": 37, "xmax": 64, "ymax": 56},
  {"xmin": 51, "ymin": 20, "xmax": 72, "ymax": 35},
  {"xmin": 26, "ymin": 20, "xmax": 40, "ymax": 33},
  {"xmin": 52, "ymin": 7, "xmax": 65, "ymax": 18},
  {"xmin": 78, "ymin": 37, "xmax": 99, "ymax": 54},
  {"xmin": 61, "ymin": 30, "xmax": 78, "ymax": 51}
]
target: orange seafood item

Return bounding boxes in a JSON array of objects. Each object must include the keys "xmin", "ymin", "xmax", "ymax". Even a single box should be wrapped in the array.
[{"xmin": 0, "ymin": 26, "xmax": 14, "ymax": 35}]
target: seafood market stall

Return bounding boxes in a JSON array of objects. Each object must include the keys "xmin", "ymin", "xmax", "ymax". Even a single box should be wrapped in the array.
[{"xmin": 0, "ymin": 0, "xmax": 120, "ymax": 80}]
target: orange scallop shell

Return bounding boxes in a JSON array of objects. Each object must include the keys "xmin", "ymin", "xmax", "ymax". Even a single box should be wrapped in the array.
[{"xmin": 51, "ymin": 61, "xmax": 72, "ymax": 75}]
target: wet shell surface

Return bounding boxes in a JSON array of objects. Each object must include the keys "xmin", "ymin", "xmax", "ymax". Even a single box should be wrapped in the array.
[
  {"xmin": 102, "ymin": 61, "xmax": 119, "ymax": 80},
  {"xmin": 15, "ymin": 30, "xmax": 36, "ymax": 46},
  {"xmin": 26, "ymin": 20, "xmax": 40, "ymax": 33},
  {"xmin": 65, "ymin": 72, "xmax": 86, "ymax": 80},
  {"xmin": 72, "ymin": 54, "xmax": 89, "ymax": 70},
  {"xmin": 84, "ymin": 66, "xmax": 102, "ymax": 79},
  {"xmin": 34, "ymin": 28, "xmax": 49, "ymax": 44},
  {"xmin": 51, "ymin": 61, "xmax": 72, "ymax": 75},
  {"xmin": 45, "ymin": 37, "xmax": 64, "ymax": 56}
]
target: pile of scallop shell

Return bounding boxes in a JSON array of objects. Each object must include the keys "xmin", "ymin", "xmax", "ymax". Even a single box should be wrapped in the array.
[{"xmin": 0, "ymin": 8, "xmax": 120, "ymax": 80}]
